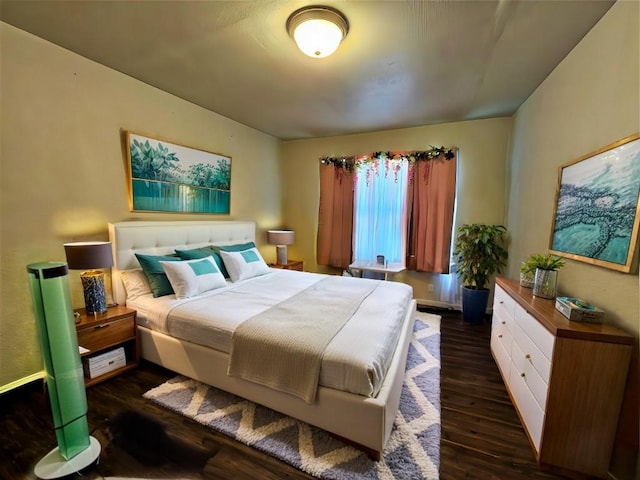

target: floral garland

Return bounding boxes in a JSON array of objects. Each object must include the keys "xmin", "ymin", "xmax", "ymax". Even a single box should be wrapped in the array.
[
  {"xmin": 320, "ymin": 155, "xmax": 357, "ymax": 172},
  {"xmin": 320, "ymin": 146, "xmax": 455, "ymax": 173}
]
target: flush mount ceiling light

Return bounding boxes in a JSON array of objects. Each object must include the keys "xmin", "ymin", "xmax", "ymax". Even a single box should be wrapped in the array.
[{"xmin": 286, "ymin": 6, "xmax": 349, "ymax": 58}]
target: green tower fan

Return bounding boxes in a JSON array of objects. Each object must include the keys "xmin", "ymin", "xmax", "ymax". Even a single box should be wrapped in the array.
[{"xmin": 27, "ymin": 262, "xmax": 101, "ymax": 479}]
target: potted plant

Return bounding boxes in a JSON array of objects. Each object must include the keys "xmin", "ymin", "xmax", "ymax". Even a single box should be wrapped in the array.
[
  {"xmin": 453, "ymin": 224, "xmax": 508, "ymax": 324},
  {"xmin": 519, "ymin": 256, "xmax": 538, "ymax": 288},
  {"xmin": 529, "ymin": 253, "xmax": 565, "ymax": 299}
]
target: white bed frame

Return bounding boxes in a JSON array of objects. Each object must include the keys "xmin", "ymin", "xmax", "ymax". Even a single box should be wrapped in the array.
[{"xmin": 108, "ymin": 220, "xmax": 416, "ymax": 459}]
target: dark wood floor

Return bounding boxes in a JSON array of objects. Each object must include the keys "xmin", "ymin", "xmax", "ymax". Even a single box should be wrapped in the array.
[{"xmin": 0, "ymin": 310, "xmax": 571, "ymax": 480}]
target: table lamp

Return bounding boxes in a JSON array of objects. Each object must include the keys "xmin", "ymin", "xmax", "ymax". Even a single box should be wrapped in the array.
[
  {"xmin": 64, "ymin": 242, "xmax": 113, "ymax": 314},
  {"xmin": 267, "ymin": 230, "xmax": 295, "ymax": 265}
]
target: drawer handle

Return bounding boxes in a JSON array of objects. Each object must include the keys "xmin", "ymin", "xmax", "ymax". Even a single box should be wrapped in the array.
[
  {"xmin": 93, "ymin": 323, "xmax": 111, "ymax": 330},
  {"xmin": 525, "ymin": 354, "xmax": 531, "ymax": 359},
  {"xmin": 499, "ymin": 301, "xmax": 504, "ymax": 304},
  {"xmin": 501, "ymin": 321, "xmax": 506, "ymax": 325},
  {"xmin": 498, "ymin": 334, "xmax": 503, "ymax": 338},
  {"xmin": 520, "ymin": 372, "xmax": 525, "ymax": 378}
]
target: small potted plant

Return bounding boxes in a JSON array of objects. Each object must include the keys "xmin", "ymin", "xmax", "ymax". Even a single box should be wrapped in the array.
[
  {"xmin": 453, "ymin": 224, "xmax": 508, "ymax": 324},
  {"xmin": 519, "ymin": 255, "xmax": 538, "ymax": 288},
  {"xmin": 528, "ymin": 253, "xmax": 565, "ymax": 299}
]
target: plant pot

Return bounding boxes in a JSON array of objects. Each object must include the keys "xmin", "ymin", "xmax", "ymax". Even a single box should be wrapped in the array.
[
  {"xmin": 461, "ymin": 286, "xmax": 490, "ymax": 324},
  {"xmin": 533, "ymin": 268, "xmax": 558, "ymax": 299},
  {"xmin": 519, "ymin": 271, "xmax": 535, "ymax": 289}
]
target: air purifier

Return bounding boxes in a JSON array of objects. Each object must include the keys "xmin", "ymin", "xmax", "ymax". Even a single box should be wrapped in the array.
[{"xmin": 27, "ymin": 261, "xmax": 101, "ymax": 479}]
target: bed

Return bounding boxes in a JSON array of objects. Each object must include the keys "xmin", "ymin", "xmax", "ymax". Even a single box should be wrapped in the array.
[{"xmin": 108, "ymin": 220, "xmax": 417, "ymax": 459}]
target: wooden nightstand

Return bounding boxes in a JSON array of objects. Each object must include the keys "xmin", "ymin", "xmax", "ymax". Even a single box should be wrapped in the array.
[
  {"xmin": 269, "ymin": 260, "xmax": 303, "ymax": 271},
  {"xmin": 75, "ymin": 305, "xmax": 138, "ymax": 387}
]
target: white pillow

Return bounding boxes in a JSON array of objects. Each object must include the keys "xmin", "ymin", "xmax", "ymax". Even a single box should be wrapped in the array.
[
  {"xmin": 120, "ymin": 269, "xmax": 152, "ymax": 300},
  {"xmin": 159, "ymin": 256, "xmax": 226, "ymax": 299},
  {"xmin": 220, "ymin": 248, "xmax": 271, "ymax": 282}
]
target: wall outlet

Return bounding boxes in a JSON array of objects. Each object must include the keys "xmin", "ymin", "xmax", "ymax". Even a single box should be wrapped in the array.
[{"xmin": 427, "ymin": 283, "xmax": 434, "ymax": 292}]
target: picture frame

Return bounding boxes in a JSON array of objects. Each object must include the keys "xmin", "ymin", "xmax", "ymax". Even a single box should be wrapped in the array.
[
  {"xmin": 125, "ymin": 131, "xmax": 231, "ymax": 214},
  {"xmin": 549, "ymin": 133, "xmax": 640, "ymax": 273}
]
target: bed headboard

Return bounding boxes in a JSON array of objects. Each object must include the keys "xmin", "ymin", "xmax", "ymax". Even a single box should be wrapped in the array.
[{"xmin": 108, "ymin": 220, "xmax": 256, "ymax": 306}]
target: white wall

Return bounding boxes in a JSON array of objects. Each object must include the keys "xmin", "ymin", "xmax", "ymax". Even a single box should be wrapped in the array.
[
  {"xmin": 0, "ymin": 23, "xmax": 283, "ymax": 391},
  {"xmin": 507, "ymin": 0, "xmax": 639, "ymax": 333}
]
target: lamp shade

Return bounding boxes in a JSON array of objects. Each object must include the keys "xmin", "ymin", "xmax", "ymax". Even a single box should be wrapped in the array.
[
  {"xmin": 267, "ymin": 230, "xmax": 295, "ymax": 246},
  {"xmin": 64, "ymin": 242, "xmax": 113, "ymax": 270}
]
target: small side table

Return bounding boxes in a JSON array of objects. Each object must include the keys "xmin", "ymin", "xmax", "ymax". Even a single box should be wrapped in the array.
[
  {"xmin": 348, "ymin": 261, "xmax": 405, "ymax": 281},
  {"xmin": 75, "ymin": 305, "xmax": 139, "ymax": 387},
  {"xmin": 269, "ymin": 260, "xmax": 304, "ymax": 271}
]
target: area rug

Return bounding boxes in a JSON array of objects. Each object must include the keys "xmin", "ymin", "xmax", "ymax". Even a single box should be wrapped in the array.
[{"xmin": 143, "ymin": 312, "xmax": 441, "ymax": 480}]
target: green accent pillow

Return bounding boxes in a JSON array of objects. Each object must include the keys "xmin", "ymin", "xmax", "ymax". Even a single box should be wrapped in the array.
[
  {"xmin": 214, "ymin": 242, "xmax": 256, "ymax": 252},
  {"xmin": 175, "ymin": 247, "xmax": 226, "ymax": 276},
  {"xmin": 135, "ymin": 253, "xmax": 181, "ymax": 297}
]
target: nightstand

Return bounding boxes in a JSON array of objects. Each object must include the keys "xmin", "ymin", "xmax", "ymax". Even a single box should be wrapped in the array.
[
  {"xmin": 75, "ymin": 305, "xmax": 138, "ymax": 387},
  {"xmin": 269, "ymin": 260, "xmax": 303, "ymax": 271}
]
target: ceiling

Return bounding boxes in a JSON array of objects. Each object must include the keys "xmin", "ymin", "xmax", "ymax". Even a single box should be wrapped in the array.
[{"xmin": 0, "ymin": 0, "xmax": 614, "ymax": 140}]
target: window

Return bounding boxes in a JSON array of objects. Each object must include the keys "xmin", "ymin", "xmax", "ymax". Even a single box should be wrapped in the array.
[
  {"xmin": 353, "ymin": 157, "xmax": 409, "ymax": 264},
  {"xmin": 317, "ymin": 148, "xmax": 457, "ymax": 273}
]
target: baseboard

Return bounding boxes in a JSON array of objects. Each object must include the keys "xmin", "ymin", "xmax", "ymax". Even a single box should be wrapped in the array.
[
  {"xmin": 416, "ymin": 298, "xmax": 461, "ymax": 311},
  {"xmin": 416, "ymin": 298, "xmax": 494, "ymax": 315},
  {"xmin": 0, "ymin": 371, "xmax": 45, "ymax": 395}
]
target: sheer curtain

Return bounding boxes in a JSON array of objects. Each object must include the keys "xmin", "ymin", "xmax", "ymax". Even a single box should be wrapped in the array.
[
  {"xmin": 316, "ymin": 162, "xmax": 354, "ymax": 268},
  {"xmin": 353, "ymin": 157, "xmax": 409, "ymax": 264}
]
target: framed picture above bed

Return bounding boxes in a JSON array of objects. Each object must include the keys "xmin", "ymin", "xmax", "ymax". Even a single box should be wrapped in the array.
[
  {"xmin": 549, "ymin": 133, "xmax": 640, "ymax": 273},
  {"xmin": 124, "ymin": 131, "xmax": 231, "ymax": 214}
]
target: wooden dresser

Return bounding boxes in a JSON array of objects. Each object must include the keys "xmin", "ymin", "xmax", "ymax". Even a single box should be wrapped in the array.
[{"xmin": 491, "ymin": 277, "xmax": 632, "ymax": 478}]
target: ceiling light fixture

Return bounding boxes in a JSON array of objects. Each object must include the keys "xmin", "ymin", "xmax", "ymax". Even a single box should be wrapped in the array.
[{"xmin": 286, "ymin": 6, "xmax": 349, "ymax": 58}]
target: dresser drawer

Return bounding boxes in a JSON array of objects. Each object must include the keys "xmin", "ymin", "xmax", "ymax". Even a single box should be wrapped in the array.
[
  {"xmin": 511, "ymin": 337, "xmax": 550, "ymax": 411},
  {"xmin": 492, "ymin": 301, "xmax": 513, "ymax": 334},
  {"xmin": 491, "ymin": 330, "xmax": 511, "ymax": 380},
  {"xmin": 77, "ymin": 316, "xmax": 136, "ymax": 352},
  {"xmin": 509, "ymin": 360, "xmax": 545, "ymax": 453},
  {"xmin": 510, "ymin": 319, "xmax": 552, "ymax": 384},
  {"xmin": 514, "ymin": 304, "xmax": 555, "ymax": 361},
  {"xmin": 492, "ymin": 315, "xmax": 513, "ymax": 356},
  {"xmin": 494, "ymin": 285, "xmax": 516, "ymax": 318}
]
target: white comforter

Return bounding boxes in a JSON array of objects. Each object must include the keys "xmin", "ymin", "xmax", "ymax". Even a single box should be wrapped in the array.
[{"xmin": 128, "ymin": 269, "xmax": 413, "ymax": 397}]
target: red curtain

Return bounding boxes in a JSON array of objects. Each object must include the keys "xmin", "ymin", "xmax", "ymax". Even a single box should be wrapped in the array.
[
  {"xmin": 408, "ymin": 154, "xmax": 457, "ymax": 273},
  {"xmin": 316, "ymin": 163, "xmax": 354, "ymax": 269}
]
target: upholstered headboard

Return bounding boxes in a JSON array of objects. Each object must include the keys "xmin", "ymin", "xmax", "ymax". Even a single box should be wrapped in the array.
[{"xmin": 108, "ymin": 220, "xmax": 256, "ymax": 306}]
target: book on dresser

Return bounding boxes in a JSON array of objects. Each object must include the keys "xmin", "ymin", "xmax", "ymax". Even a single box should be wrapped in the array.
[{"xmin": 491, "ymin": 277, "xmax": 632, "ymax": 479}]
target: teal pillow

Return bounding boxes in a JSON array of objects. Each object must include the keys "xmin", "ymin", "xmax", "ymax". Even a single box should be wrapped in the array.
[
  {"xmin": 175, "ymin": 246, "xmax": 226, "ymax": 276},
  {"xmin": 214, "ymin": 242, "xmax": 256, "ymax": 252},
  {"xmin": 135, "ymin": 253, "xmax": 182, "ymax": 297}
]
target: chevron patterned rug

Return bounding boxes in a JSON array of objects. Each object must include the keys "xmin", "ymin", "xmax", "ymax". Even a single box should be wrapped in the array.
[{"xmin": 143, "ymin": 312, "xmax": 441, "ymax": 479}]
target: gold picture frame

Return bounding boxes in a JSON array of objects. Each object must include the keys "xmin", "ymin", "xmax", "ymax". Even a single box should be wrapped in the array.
[
  {"xmin": 124, "ymin": 131, "xmax": 231, "ymax": 214},
  {"xmin": 549, "ymin": 133, "xmax": 640, "ymax": 273}
]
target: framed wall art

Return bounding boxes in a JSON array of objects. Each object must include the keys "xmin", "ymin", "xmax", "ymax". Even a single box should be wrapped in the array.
[
  {"xmin": 125, "ymin": 131, "xmax": 231, "ymax": 214},
  {"xmin": 549, "ymin": 133, "xmax": 640, "ymax": 273}
]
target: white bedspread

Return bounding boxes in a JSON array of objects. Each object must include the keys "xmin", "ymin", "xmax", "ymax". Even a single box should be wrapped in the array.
[{"xmin": 128, "ymin": 269, "xmax": 413, "ymax": 397}]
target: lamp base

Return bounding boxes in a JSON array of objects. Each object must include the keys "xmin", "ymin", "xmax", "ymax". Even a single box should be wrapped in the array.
[
  {"xmin": 80, "ymin": 270, "xmax": 107, "ymax": 314},
  {"xmin": 34, "ymin": 436, "xmax": 101, "ymax": 479},
  {"xmin": 276, "ymin": 245, "xmax": 288, "ymax": 265}
]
